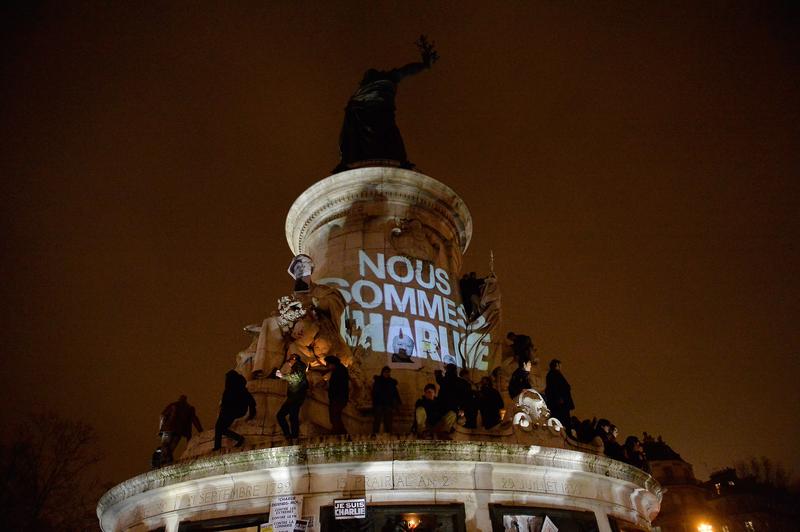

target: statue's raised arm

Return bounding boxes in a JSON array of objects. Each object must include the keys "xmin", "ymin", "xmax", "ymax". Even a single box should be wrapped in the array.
[
  {"xmin": 334, "ymin": 35, "xmax": 439, "ymax": 173},
  {"xmin": 390, "ymin": 35, "xmax": 439, "ymax": 82}
]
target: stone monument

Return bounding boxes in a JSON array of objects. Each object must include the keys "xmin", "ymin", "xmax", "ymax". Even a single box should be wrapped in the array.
[{"xmin": 97, "ymin": 41, "xmax": 662, "ymax": 532}]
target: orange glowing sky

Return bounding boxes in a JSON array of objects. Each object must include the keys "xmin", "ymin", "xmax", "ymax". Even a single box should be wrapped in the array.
[{"xmin": 1, "ymin": 2, "xmax": 798, "ymax": 487}]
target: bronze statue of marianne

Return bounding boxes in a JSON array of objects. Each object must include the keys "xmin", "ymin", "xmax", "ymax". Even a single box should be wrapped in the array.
[{"xmin": 334, "ymin": 35, "xmax": 438, "ymax": 173}]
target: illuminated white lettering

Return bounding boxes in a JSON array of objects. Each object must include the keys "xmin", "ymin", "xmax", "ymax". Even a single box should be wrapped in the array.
[
  {"xmin": 384, "ymin": 284, "xmax": 417, "ymax": 314},
  {"xmin": 443, "ymin": 298, "xmax": 458, "ymax": 327},
  {"xmin": 417, "ymin": 291, "xmax": 444, "ymax": 321},
  {"xmin": 351, "ymin": 279, "xmax": 382, "ymax": 308},
  {"xmin": 415, "ymin": 261, "xmax": 436, "ymax": 289},
  {"xmin": 359, "ymin": 250, "xmax": 385, "ymax": 279},
  {"xmin": 435, "ymin": 267, "xmax": 451, "ymax": 295},
  {"xmin": 347, "ymin": 310, "xmax": 385, "ymax": 352},
  {"xmin": 386, "ymin": 255, "xmax": 414, "ymax": 283}
]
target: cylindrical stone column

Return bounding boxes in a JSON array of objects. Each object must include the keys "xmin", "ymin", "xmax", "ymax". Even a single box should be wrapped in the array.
[{"xmin": 286, "ymin": 167, "xmax": 491, "ymax": 412}]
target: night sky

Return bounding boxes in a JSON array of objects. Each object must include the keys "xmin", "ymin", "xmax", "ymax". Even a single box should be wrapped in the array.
[{"xmin": 2, "ymin": 2, "xmax": 799, "ymax": 490}]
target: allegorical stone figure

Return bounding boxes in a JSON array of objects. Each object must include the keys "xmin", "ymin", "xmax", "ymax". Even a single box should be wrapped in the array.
[{"xmin": 334, "ymin": 35, "xmax": 438, "ymax": 172}]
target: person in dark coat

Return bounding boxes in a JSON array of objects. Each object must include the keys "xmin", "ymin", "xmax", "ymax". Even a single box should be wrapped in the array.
[
  {"xmin": 213, "ymin": 370, "xmax": 256, "ymax": 450},
  {"xmin": 477, "ymin": 377, "xmax": 504, "ymax": 429},
  {"xmin": 459, "ymin": 369, "xmax": 479, "ymax": 429},
  {"xmin": 623, "ymin": 436, "xmax": 651, "ymax": 473},
  {"xmin": 276, "ymin": 354, "xmax": 308, "ymax": 441},
  {"xmin": 604, "ymin": 424, "xmax": 624, "ymax": 461},
  {"xmin": 544, "ymin": 358, "xmax": 574, "ymax": 433},
  {"xmin": 158, "ymin": 395, "xmax": 203, "ymax": 464},
  {"xmin": 325, "ymin": 356, "xmax": 349, "ymax": 434},
  {"xmin": 371, "ymin": 366, "xmax": 401, "ymax": 433},
  {"xmin": 434, "ymin": 363, "xmax": 471, "ymax": 422},
  {"xmin": 508, "ymin": 359, "xmax": 533, "ymax": 400}
]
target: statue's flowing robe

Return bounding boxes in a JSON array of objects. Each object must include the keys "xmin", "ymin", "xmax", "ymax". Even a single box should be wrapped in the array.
[{"xmin": 338, "ymin": 72, "xmax": 407, "ymax": 166}]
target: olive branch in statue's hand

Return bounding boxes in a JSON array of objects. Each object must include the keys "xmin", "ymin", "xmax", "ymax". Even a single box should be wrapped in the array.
[{"xmin": 416, "ymin": 35, "xmax": 439, "ymax": 67}]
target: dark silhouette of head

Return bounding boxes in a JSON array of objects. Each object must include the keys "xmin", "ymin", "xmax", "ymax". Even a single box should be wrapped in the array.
[{"xmin": 549, "ymin": 358, "xmax": 561, "ymax": 370}]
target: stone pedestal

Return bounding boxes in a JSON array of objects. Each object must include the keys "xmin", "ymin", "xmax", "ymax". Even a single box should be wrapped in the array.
[
  {"xmin": 99, "ymin": 168, "xmax": 663, "ymax": 532},
  {"xmin": 98, "ymin": 440, "xmax": 662, "ymax": 532}
]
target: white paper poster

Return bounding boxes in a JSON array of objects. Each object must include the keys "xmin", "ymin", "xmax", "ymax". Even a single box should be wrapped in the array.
[
  {"xmin": 269, "ymin": 495, "xmax": 302, "ymax": 532},
  {"xmin": 542, "ymin": 515, "xmax": 559, "ymax": 532}
]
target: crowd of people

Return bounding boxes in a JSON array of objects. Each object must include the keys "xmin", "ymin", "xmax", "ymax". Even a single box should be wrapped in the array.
[{"xmin": 153, "ymin": 330, "xmax": 650, "ymax": 474}]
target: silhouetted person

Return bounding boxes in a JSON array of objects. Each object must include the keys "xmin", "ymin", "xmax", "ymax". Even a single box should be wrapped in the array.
[
  {"xmin": 325, "ymin": 356, "xmax": 349, "ymax": 434},
  {"xmin": 335, "ymin": 36, "xmax": 438, "ymax": 172},
  {"xmin": 593, "ymin": 418, "xmax": 612, "ymax": 449},
  {"xmin": 478, "ymin": 377, "xmax": 504, "ymax": 429},
  {"xmin": 459, "ymin": 272, "xmax": 485, "ymax": 320},
  {"xmin": 414, "ymin": 383, "xmax": 455, "ymax": 437},
  {"xmin": 157, "ymin": 395, "xmax": 203, "ymax": 464},
  {"xmin": 434, "ymin": 363, "xmax": 471, "ymax": 424},
  {"xmin": 605, "ymin": 424, "xmax": 624, "ymax": 461},
  {"xmin": 623, "ymin": 436, "xmax": 650, "ymax": 473},
  {"xmin": 276, "ymin": 354, "xmax": 308, "ymax": 441},
  {"xmin": 545, "ymin": 358, "xmax": 574, "ymax": 433},
  {"xmin": 575, "ymin": 417, "xmax": 597, "ymax": 443},
  {"xmin": 459, "ymin": 369, "xmax": 480, "ymax": 428},
  {"xmin": 508, "ymin": 359, "xmax": 533, "ymax": 399},
  {"xmin": 372, "ymin": 366, "xmax": 401, "ymax": 433},
  {"xmin": 506, "ymin": 332, "xmax": 535, "ymax": 366},
  {"xmin": 213, "ymin": 370, "xmax": 256, "ymax": 450}
]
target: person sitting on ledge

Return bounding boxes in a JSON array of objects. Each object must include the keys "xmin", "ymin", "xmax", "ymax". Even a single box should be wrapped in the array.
[
  {"xmin": 413, "ymin": 383, "xmax": 456, "ymax": 438},
  {"xmin": 434, "ymin": 363, "xmax": 472, "ymax": 427},
  {"xmin": 478, "ymin": 377, "xmax": 504, "ymax": 429},
  {"xmin": 213, "ymin": 370, "xmax": 256, "ymax": 451}
]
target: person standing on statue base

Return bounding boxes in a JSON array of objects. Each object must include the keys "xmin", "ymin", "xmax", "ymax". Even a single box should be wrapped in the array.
[
  {"xmin": 325, "ymin": 356, "xmax": 349, "ymax": 434},
  {"xmin": 545, "ymin": 358, "xmax": 574, "ymax": 433},
  {"xmin": 478, "ymin": 377, "xmax": 504, "ymax": 429},
  {"xmin": 276, "ymin": 354, "xmax": 308, "ymax": 442},
  {"xmin": 508, "ymin": 359, "xmax": 533, "ymax": 400},
  {"xmin": 371, "ymin": 366, "xmax": 401, "ymax": 433},
  {"xmin": 213, "ymin": 370, "xmax": 256, "ymax": 450},
  {"xmin": 157, "ymin": 395, "xmax": 203, "ymax": 465}
]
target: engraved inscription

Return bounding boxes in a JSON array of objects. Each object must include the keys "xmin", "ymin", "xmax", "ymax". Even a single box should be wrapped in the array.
[
  {"xmin": 500, "ymin": 477, "xmax": 580, "ymax": 496},
  {"xmin": 177, "ymin": 479, "xmax": 295, "ymax": 509},
  {"xmin": 394, "ymin": 474, "xmax": 454, "ymax": 489},
  {"xmin": 337, "ymin": 475, "xmax": 393, "ymax": 490}
]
